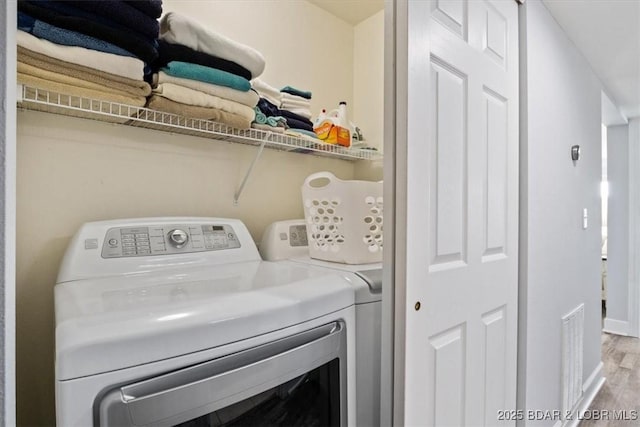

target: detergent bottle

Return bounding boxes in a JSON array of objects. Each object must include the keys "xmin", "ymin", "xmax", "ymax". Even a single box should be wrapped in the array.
[
  {"xmin": 314, "ymin": 109, "xmax": 327, "ymax": 127},
  {"xmin": 314, "ymin": 102, "xmax": 351, "ymax": 147}
]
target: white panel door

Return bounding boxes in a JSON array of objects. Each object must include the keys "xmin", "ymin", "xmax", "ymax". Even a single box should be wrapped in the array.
[{"xmin": 399, "ymin": 0, "xmax": 519, "ymax": 425}]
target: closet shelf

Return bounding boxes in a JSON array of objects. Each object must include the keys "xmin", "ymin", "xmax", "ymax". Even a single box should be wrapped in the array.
[{"xmin": 16, "ymin": 85, "xmax": 382, "ymax": 162}]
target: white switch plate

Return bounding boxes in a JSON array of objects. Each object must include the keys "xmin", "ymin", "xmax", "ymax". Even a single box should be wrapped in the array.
[{"xmin": 583, "ymin": 208, "xmax": 588, "ymax": 229}]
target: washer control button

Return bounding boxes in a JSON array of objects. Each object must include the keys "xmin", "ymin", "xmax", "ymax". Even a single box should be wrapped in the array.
[
  {"xmin": 108, "ymin": 238, "xmax": 118, "ymax": 247},
  {"xmin": 168, "ymin": 229, "xmax": 189, "ymax": 248}
]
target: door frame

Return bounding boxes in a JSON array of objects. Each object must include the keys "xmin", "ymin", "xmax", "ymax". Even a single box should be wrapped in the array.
[
  {"xmin": 628, "ymin": 119, "xmax": 640, "ymax": 337},
  {"xmin": 381, "ymin": 0, "xmax": 409, "ymax": 423},
  {"xmin": 1, "ymin": 1, "xmax": 17, "ymax": 425},
  {"xmin": 380, "ymin": 0, "xmax": 401, "ymax": 425}
]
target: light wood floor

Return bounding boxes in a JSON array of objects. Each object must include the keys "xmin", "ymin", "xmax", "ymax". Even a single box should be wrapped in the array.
[{"xmin": 580, "ymin": 333, "xmax": 640, "ymax": 426}]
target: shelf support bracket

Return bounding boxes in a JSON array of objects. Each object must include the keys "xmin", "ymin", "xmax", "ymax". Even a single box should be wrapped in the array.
[{"xmin": 233, "ymin": 136, "xmax": 268, "ymax": 205}]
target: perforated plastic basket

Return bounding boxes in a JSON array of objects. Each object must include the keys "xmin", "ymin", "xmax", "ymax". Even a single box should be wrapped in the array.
[{"xmin": 302, "ymin": 172, "xmax": 383, "ymax": 264}]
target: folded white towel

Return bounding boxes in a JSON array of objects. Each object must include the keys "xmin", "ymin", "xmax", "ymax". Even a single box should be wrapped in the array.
[
  {"xmin": 251, "ymin": 78, "xmax": 281, "ymax": 106},
  {"xmin": 281, "ymin": 92, "xmax": 310, "ymax": 105},
  {"xmin": 281, "ymin": 99, "xmax": 311, "ymax": 110},
  {"xmin": 156, "ymin": 72, "xmax": 259, "ymax": 107},
  {"xmin": 160, "ymin": 12, "xmax": 265, "ymax": 78},
  {"xmin": 17, "ymin": 30, "xmax": 144, "ymax": 81},
  {"xmin": 152, "ymin": 82, "xmax": 255, "ymax": 121}
]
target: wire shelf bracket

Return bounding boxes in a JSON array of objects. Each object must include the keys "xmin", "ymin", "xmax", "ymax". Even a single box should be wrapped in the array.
[{"xmin": 233, "ymin": 135, "xmax": 268, "ymax": 205}]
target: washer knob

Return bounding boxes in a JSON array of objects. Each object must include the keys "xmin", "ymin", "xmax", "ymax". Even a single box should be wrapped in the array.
[{"xmin": 168, "ymin": 229, "xmax": 189, "ymax": 248}]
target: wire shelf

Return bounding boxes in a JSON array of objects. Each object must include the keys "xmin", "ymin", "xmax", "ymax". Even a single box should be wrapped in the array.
[{"xmin": 17, "ymin": 84, "xmax": 383, "ymax": 162}]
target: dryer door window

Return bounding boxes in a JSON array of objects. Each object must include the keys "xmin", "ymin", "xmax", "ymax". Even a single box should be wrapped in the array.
[
  {"xmin": 177, "ymin": 359, "xmax": 340, "ymax": 427},
  {"xmin": 97, "ymin": 322, "xmax": 347, "ymax": 427}
]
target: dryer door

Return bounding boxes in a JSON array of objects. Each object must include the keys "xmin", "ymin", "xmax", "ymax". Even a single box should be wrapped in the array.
[{"xmin": 97, "ymin": 322, "xmax": 347, "ymax": 427}]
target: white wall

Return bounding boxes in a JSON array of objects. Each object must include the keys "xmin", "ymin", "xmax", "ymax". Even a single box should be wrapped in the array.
[
  {"xmin": 519, "ymin": 0, "xmax": 603, "ymax": 422},
  {"xmin": 601, "ymin": 91, "xmax": 627, "ymax": 127},
  {"xmin": 353, "ymin": 10, "xmax": 384, "ymax": 151},
  {"xmin": 351, "ymin": 9, "xmax": 385, "ymax": 182},
  {"xmin": 628, "ymin": 117, "xmax": 640, "ymax": 337},
  {"xmin": 15, "ymin": 2, "xmax": 372, "ymax": 425},
  {"xmin": 605, "ymin": 125, "xmax": 630, "ymax": 332},
  {"xmin": 1, "ymin": 1, "xmax": 16, "ymax": 425}
]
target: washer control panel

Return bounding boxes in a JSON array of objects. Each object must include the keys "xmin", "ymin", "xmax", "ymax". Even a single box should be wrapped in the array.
[{"xmin": 101, "ymin": 223, "xmax": 240, "ymax": 258}]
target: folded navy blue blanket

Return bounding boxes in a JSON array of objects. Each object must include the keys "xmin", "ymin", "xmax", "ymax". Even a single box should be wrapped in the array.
[
  {"xmin": 18, "ymin": 0, "xmax": 158, "ymax": 63},
  {"xmin": 21, "ymin": 0, "xmax": 158, "ymax": 40},
  {"xmin": 18, "ymin": 12, "xmax": 136, "ymax": 58},
  {"xmin": 258, "ymin": 98, "xmax": 314, "ymax": 131},
  {"xmin": 257, "ymin": 98, "xmax": 283, "ymax": 118},
  {"xmin": 279, "ymin": 110, "xmax": 313, "ymax": 127},
  {"xmin": 284, "ymin": 117, "xmax": 314, "ymax": 132},
  {"xmin": 63, "ymin": 0, "xmax": 159, "ymax": 40},
  {"xmin": 154, "ymin": 40, "xmax": 252, "ymax": 81},
  {"xmin": 125, "ymin": 0, "xmax": 162, "ymax": 19}
]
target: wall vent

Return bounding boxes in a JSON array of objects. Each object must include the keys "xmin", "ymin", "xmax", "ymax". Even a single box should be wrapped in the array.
[{"xmin": 561, "ymin": 304, "xmax": 584, "ymax": 415}]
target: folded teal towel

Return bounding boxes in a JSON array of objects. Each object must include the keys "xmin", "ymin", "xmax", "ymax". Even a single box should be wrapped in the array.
[
  {"xmin": 270, "ymin": 116, "xmax": 287, "ymax": 127},
  {"xmin": 281, "ymin": 85, "xmax": 312, "ymax": 99},
  {"xmin": 253, "ymin": 106, "xmax": 287, "ymax": 127},
  {"xmin": 163, "ymin": 61, "xmax": 251, "ymax": 92},
  {"xmin": 253, "ymin": 106, "xmax": 268, "ymax": 124}
]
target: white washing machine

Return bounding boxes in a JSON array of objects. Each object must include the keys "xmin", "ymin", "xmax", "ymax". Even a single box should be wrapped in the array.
[
  {"xmin": 55, "ymin": 217, "xmax": 360, "ymax": 427},
  {"xmin": 260, "ymin": 220, "xmax": 382, "ymax": 427}
]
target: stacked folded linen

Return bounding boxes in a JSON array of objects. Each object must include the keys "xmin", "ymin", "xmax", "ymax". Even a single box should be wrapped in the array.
[
  {"xmin": 252, "ymin": 106, "xmax": 287, "ymax": 134},
  {"xmin": 18, "ymin": 0, "xmax": 160, "ymax": 65},
  {"xmin": 278, "ymin": 86, "xmax": 316, "ymax": 137},
  {"xmin": 248, "ymin": 81, "xmax": 316, "ymax": 136},
  {"xmin": 16, "ymin": 0, "xmax": 159, "ymax": 107},
  {"xmin": 160, "ymin": 12, "xmax": 265, "ymax": 78},
  {"xmin": 256, "ymin": 98, "xmax": 317, "ymax": 138},
  {"xmin": 17, "ymin": 32, "xmax": 151, "ymax": 107},
  {"xmin": 251, "ymin": 78, "xmax": 282, "ymax": 108},
  {"xmin": 280, "ymin": 92, "xmax": 312, "ymax": 120},
  {"xmin": 149, "ymin": 12, "xmax": 265, "ymax": 130},
  {"xmin": 249, "ymin": 79, "xmax": 285, "ymax": 132}
]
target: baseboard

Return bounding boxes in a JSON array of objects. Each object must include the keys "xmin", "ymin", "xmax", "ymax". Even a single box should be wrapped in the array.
[
  {"xmin": 603, "ymin": 318, "xmax": 629, "ymax": 335},
  {"xmin": 560, "ymin": 362, "xmax": 605, "ymax": 427}
]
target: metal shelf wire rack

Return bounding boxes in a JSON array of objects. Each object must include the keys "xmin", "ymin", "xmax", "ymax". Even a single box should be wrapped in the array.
[{"xmin": 16, "ymin": 84, "xmax": 382, "ymax": 162}]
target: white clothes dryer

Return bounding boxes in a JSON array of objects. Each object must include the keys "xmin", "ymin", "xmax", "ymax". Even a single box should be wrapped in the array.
[
  {"xmin": 260, "ymin": 220, "xmax": 382, "ymax": 427},
  {"xmin": 55, "ymin": 217, "xmax": 359, "ymax": 427}
]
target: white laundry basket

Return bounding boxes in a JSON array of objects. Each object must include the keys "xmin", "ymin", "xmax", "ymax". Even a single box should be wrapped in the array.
[{"xmin": 302, "ymin": 172, "xmax": 383, "ymax": 264}]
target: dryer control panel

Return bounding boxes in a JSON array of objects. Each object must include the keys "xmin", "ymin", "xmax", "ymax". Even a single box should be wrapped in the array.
[
  {"xmin": 259, "ymin": 219, "xmax": 308, "ymax": 261},
  {"xmin": 101, "ymin": 224, "xmax": 240, "ymax": 258}
]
